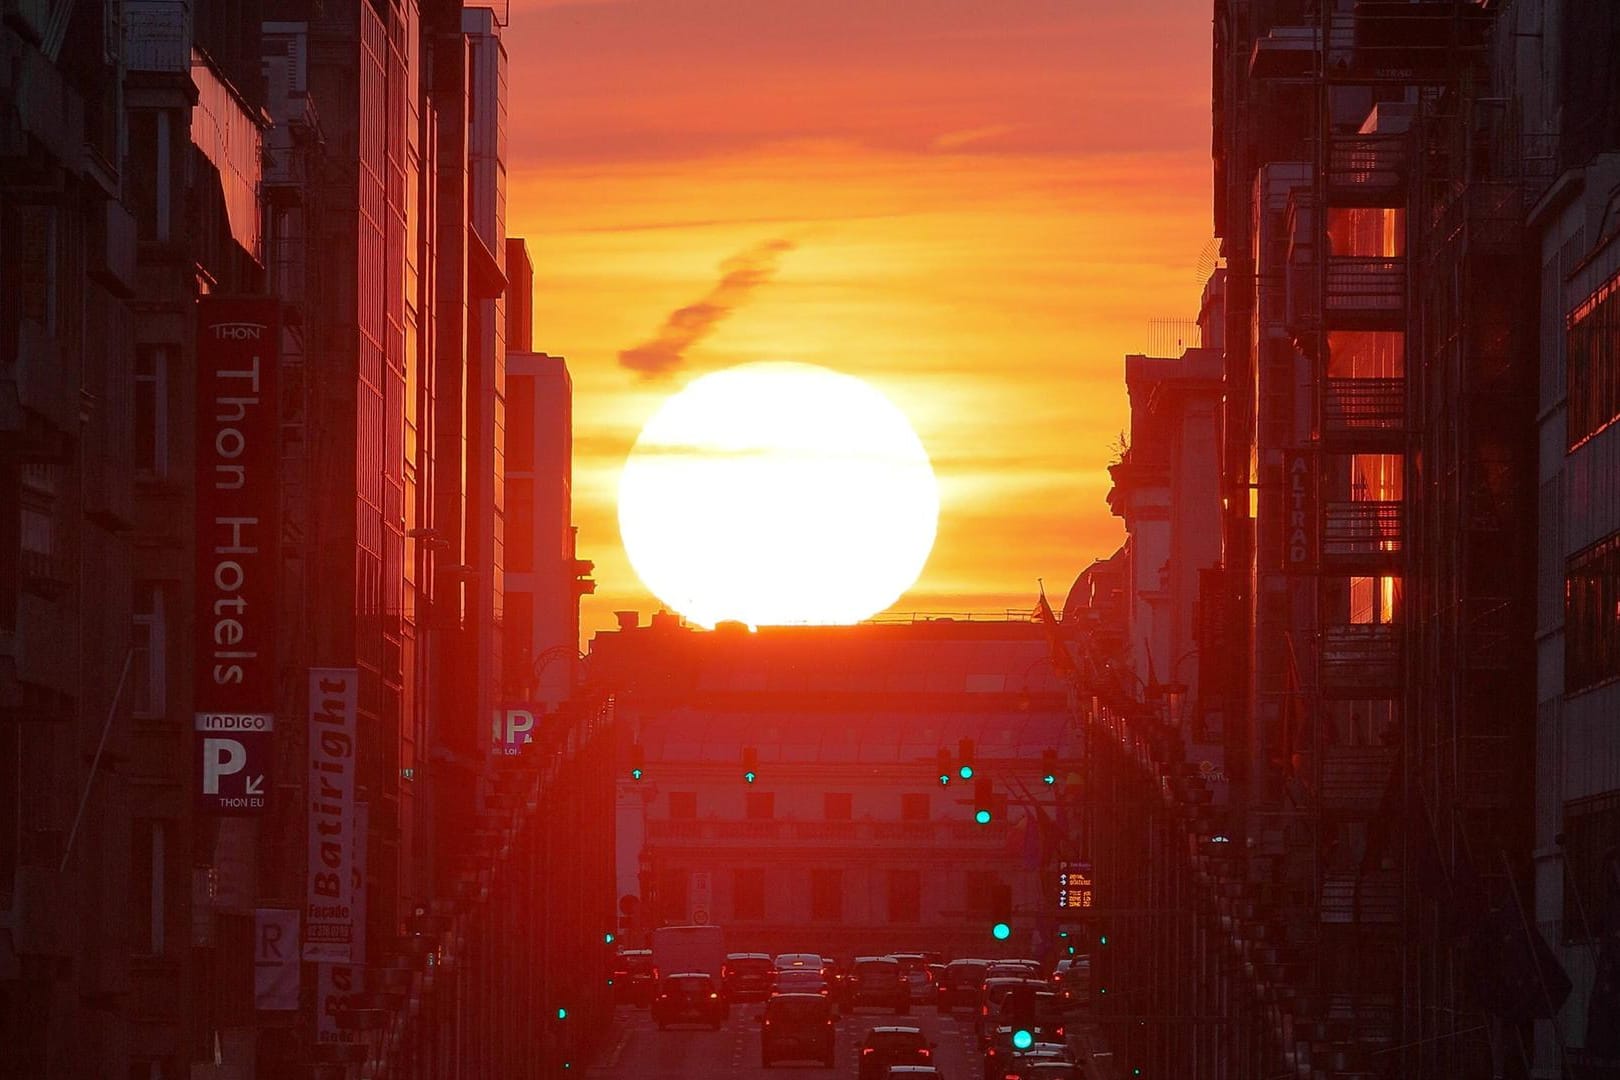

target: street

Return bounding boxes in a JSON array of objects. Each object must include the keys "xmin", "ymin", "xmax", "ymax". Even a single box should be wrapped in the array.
[{"xmin": 586, "ymin": 1004, "xmax": 982, "ymax": 1080}]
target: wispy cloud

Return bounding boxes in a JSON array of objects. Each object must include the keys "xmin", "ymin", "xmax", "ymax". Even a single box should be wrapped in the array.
[
  {"xmin": 930, "ymin": 123, "xmax": 1031, "ymax": 151},
  {"xmin": 617, "ymin": 238, "xmax": 795, "ymax": 380}
]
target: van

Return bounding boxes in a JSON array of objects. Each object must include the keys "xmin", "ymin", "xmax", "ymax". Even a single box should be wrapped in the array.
[{"xmin": 761, "ymin": 992, "xmax": 836, "ymax": 1067}]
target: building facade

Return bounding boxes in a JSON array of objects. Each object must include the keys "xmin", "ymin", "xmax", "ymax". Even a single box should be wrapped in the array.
[{"xmin": 590, "ymin": 615, "xmax": 1079, "ymax": 960}]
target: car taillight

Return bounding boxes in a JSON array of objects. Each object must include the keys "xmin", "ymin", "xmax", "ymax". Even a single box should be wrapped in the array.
[
  {"xmin": 862, "ymin": 1048, "xmax": 874, "ymax": 1056},
  {"xmin": 709, "ymin": 992, "xmax": 719, "ymax": 999},
  {"xmin": 1055, "ymin": 1025, "xmax": 1065, "ymax": 1038}
]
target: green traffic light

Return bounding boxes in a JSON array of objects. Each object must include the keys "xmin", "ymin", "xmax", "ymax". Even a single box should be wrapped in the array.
[
  {"xmin": 975, "ymin": 809, "xmax": 992, "ymax": 824},
  {"xmin": 556, "ymin": 1007, "xmax": 568, "ymax": 1020},
  {"xmin": 992, "ymin": 921, "xmax": 1011, "ymax": 940},
  {"xmin": 1013, "ymin": 1029, "xmax": 1033, "ymax": 1050},
  {"xmin": 604, "ymin": 931, "xmax": 615, "ymax": 944},
  {"xmin": 630, "ymin": 767, "xmax": 643, "ymax": 780},
  {"xmin": 959, "ymin": 764, "xmax": 974, "ymax": 779},
  {"xmin": 1042, "ymin": 773, "xmax": 1056, "ymax": 785},
  {"xmin": 1100, "ymin": 934, "xmax": 1109, "ymax": 946},
  {"xmin": 744, "ymin": 770, "xmax": 757, "ymax": 784},
  {"xmin": 1067, "ymin": 945, "xmax": 1076, "ymax": 955}
]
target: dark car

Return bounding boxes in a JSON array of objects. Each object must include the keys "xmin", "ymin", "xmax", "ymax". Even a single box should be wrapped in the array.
[
  {"xmin": 651, "ymin": 972, "xmax": 728, "ymax": 1030},
  {"xmin": 761, "ymin": 992, "xmax": 836, "ymax": 1067},
  {"xmin": 996, "ymin": 986, "xmax": 1067, "ymax": 1043},
  {"xmin": 857, "ymin": 1025, "xmax": 935, "ymax": 1080},
  {"xmin": 612, "ymin": 948, "xmax": 656, "ymax": 1006},
  {"xmin": 772, "ymin": 968, "xmax": 830, "ymax": 996},
  {"xmin": 850, "ymin": 956, "xmax": 910, "ymax": 1014},
  {"xmin": 887, "ymin": 1068, "xmax": 945, "ymax": 1080},
  {"xmin": 938, "ymin": 959, "xmax": 990, "ymax": 1012},
  {"xmin": 723, "ymin": 952, "xmax": 774, "ymax": 1002}
]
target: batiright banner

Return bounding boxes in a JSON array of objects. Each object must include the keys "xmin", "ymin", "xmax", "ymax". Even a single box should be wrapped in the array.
[{"xmin": 304, "ymin": 668, "xmax": 357, "ymax": 962}]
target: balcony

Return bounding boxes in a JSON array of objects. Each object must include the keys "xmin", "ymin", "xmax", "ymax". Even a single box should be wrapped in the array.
[
  {"xmin": 1320, "ymin": 745, "xmax": 1396, "ymax": 814},
  {"xmin": 1321, "ymin": 500, "xmax": 1403, "ymax": 573},
  {"xmin": 645, "ymin": 817, "xmax": 1007, "ymax": 850},
  {"xmin": 1326, "ymin": 133, "xmax": 1406, "ymax": 207},
  {"xmin": 1320, "ymin": 870, "xmax": 1400, "ymax": 925},
  {"xmin": 1321, "ymin": 377, "xmax": 1404, "ymax": 448},
  {"xmin": 1320, "ymin": 624, "xmax": 1400, "ymax": 698},
  {"xmin": 1325, "ymin": 257, "xmax": 1406, "ymax": 330}
]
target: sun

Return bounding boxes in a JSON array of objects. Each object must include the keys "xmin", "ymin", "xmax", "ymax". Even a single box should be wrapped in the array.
[{"xmin": 617, "ymin": 361, "xmax": 939, "ymax": 628}]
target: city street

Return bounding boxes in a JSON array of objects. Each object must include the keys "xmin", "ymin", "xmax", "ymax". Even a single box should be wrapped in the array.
[{"xmin": 586, "ymin": 1005, "xmax": 981, "ymax": 1080}]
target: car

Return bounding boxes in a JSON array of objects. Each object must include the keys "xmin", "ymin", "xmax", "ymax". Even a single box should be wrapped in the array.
[
  {"xmin": 984, "ymin": 960, "xmax": 1040, "ymax": 983},
  {"xmin": 857, "ymin": 1025, "xmax": 935, "ymax": 1080},
  {"xmin": 995, "ymin": 986, "xmax": 1067, "ymax": 1044},
  {"xmin": 772, "ymin": 968, "xmax": 830, "ymax": 996},
  {"xmin": 612, "ymin": 948, "xmax": 656, "ymax": 1006},
  {"xmin": 1019, "ymin": 1063, "xmax": 1082, "ymax": 1080},
  {"xmin": 974, "ymin": 977, "xmax": 1034, "ymax": 1040},
  {"xmin": 821, "ymin": 955, "xmax": 849, "ymax": 1002},
  {"xmin": 887, "ymin": 1068, "xmax": 945, "ymax": 1080},
  {"xmin": 774, "ymin": 952, "xmax": 824, "ymax": 972},
  {"xmin": 1052, "ymin": 957, "xmax": 1089, "ymax": 1005},
  {"xmin": 850, "ymin": 955, "xmax": 910, "ymax": 1014},
  {"xmin": 938, "ymin": 959, "xmax": 990, "ymax": 1012},
  {"xmin": 887, "ymin": 954, "xmax": 933, "ymax": 1003},
  {"xmin": 723, "ymin": 952, "xmax": 775, "ymax": 1002},
  {"xmin": 651, "ymin": 972, "xmax": 728, "ymax": 1029},
  {"xmin": 761, "ymin": 992, "xmax": 836, "ymax": 1067}
]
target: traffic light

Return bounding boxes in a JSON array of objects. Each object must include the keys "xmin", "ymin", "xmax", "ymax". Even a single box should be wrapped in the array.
[
  {"xmin": 990, "ymin": 881, "xmax": 1012, "ymax": 940},
  {"xmin": 957, "ymin": 737, "xmax": 975, "ymax": 780},
  {"xmin": 742, "ymin": 745, "xmax": 758, "ymax": 784},
  {"xmin": 973, "ymin": 775, "xmax": 993, "ymax": 824},
  {"xmin": 1041, "ymin": 748, "xmax": 1058, "ymax": 785},
  {"xmin": 630, "ymin": 742, "xmax": 645, "ymax": 781},
  {"xmin": 936, "ymin": 747, "xmax": 952, "ymax": 786}
]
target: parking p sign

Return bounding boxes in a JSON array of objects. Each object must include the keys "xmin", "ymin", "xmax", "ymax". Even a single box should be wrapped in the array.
[{"xmin": 195, "ymin": 712, "xmax": 274, "ymax": 814}]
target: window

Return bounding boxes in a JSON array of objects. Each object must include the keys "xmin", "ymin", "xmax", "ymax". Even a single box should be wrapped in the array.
[
  {"xmin": 1566, "ymin": 532, "xmax": 1620, "ymax": 693},
  {"xmin": 507, "ymin": 375, "xmax": 534, "ymax": 472},
  {"xmin": 900, "ymin": 793, "xmax": 930, "ymax": 822},
  {"xmin": 733, "ymin": 868, "xmax": 765, "ymax": 921},
  {"xmin": 668, "ymin": 792, "xmax": 697, "ymax": 820},
  {"xmin": 746, "ymin": 792, "xmax": 774, "ymax": 820},
  {"xmin": 1562, "ymin": 793, "xmax": 1620, "ymax": 943},
  {"xmin": 131, "ymin": 820, "xmax": 166, "ymax": 956},
  {"xmin": 965, "ymin": 870, "xmax": 1000, "ymax": 918},
  {"xmin": 810, "ymin": 869, "xmax": 842, "ymax": 921},
  {"xmin": 888, "ymin": 869, "xmax": 921, "ymax": 923},
  {"xmin": 823, "ymin": 792, "xmax": 852, "ymax": 820},
  {"xmin": 135, "ymin": 346, "xmax": 169, "ymax": 478},
  {"xmin": 131, "ymin": 584, "xmax": 167, "ymax": 718},
  {"xmin": 1568, "ymin": 270, "xmax": 1620, "ymax": 449}
]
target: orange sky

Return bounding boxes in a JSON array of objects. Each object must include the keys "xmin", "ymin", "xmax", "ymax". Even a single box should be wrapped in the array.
[{"xmin": 502, "ymin": 0, "xmax": 1213, "ymax": 642}]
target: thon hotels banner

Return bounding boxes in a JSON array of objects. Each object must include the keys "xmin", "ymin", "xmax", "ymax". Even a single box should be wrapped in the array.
[
  {"xmin": 305, "ymin": 668, "xmax": 358, "ymax": 963},
  {"xmin": 194, "ymin": 298, "xmax": 278, "ymax": 814}
]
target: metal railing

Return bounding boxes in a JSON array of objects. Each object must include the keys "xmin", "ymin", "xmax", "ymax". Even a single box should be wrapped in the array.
[
  {"xmin": 1323, "ymin": 376, "xmax": 1404, "ymax": 436},
  {"xmin": 1323, "ymin": 500, "xmax": 1404, "ymax": 561},
  {"xmin": 1320, "ymin": 624, "xmax": 1401, "ymax": 693}
]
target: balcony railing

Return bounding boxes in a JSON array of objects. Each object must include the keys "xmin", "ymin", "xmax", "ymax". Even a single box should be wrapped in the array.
[
  {"xmin": 1320, "ymin": 745, "xmax": 1397, "ymax": 813},
  {"xmin": 1325, "ymin": 256, "xmax": 1406, "ymax": 329},
  {"xmin": 1320, "ymin": 624, "xmax": 1401, "ymax": 697},
  {"xmin": 1322, "ymin": 500, "xmax": 1403, "ymax": 569},
  {"xmin": 1322, "ymin": 377, "xmax": 1404, "ymax": 443},
  {"xmin": 645, "ymin": 818, "xmax": 1007, "ymax": 849},
  {"xmin": 1321, "ymin": 870, "xmax": 1400, "ymax": 925},
  {"xmin": 1326, "ymin": 134, "xmax": 1406, "ymax": 206}
]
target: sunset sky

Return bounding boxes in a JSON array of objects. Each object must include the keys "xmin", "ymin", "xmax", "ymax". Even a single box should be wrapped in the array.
[{"xmin": 503, "ymin": 0, "xmax": 1213, "ymax": 641}]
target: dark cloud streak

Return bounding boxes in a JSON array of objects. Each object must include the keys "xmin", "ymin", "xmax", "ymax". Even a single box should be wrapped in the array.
[{"xmin": 617, "ymin": 238, "xmax": 795, "ymax": 380}]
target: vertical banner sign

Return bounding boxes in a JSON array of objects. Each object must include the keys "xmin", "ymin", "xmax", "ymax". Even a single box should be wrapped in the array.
[
  {"xmin": 305, "ymin": 668, "xmax": 357, "ymax": 962},
  {"xmin": 316, "ymin": 963, "xmax": 364, "ymax": 1043},
  {"xmin": 1283, "ymin": 450, "xmax": 1317, "ymax": 574},
  {"xmin": 194, "ymin": 298, "xmax": 279, "ymax": 814},
  {"xmin": 254, "ymin": 908, "xmax": 300, "ymax": 1010}
]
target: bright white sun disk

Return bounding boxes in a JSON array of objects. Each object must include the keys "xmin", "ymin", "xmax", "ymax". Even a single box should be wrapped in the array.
[{"xmin": 617, "ymin": 361, "xmax": 939, "ymax": 627}]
